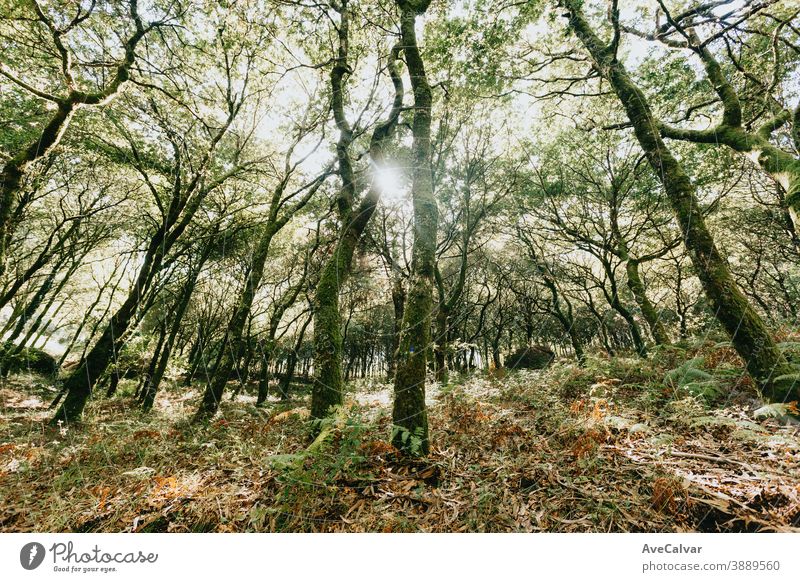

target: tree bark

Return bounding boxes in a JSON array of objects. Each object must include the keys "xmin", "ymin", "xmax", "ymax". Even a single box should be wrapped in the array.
[
  {"xmin": 625, "ymin": 259, "xmax": 670, "ymax": 346},
  {"xmin": 560, "ymin": 0, "xmax": 798, "ymax": 402},
  {"xmin": 311, "ymin": 7, "xmax": 403, "ymax": 419},
  {"xmin": 391, "ymin": 0, "xmax": 436, "ymax": 456},
  {"xmin": 653, "ymin": 32, "xmax": 800, "ymax": 228}
]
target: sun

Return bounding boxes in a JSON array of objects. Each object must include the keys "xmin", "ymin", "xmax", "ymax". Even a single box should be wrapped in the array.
[{"xmin": 373, "ymin": 165, "xmax": 407, "ymax": 205}]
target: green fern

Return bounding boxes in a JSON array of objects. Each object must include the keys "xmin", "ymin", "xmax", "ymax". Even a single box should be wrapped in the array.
[
  {"xmin": 664, "ymin": 357, "xmax": 708, "ymax": 387},
  {"xmin": 682, "ymin": 380, "xmax": 722, "ymax": 401},
  {"xmin": 777, "ymin": 342, "xmax": 800, "ymax": 361},
  {"xmin": 664, "ymin": 357, "xmax": 721, "ymax": 404},
  {"xmin": 771, "ymin": 373, "xmax": 800, "ymax": 398},
  {"xmin": 390, "ymin": 425, "xmax": 425, "ymax": 456}
]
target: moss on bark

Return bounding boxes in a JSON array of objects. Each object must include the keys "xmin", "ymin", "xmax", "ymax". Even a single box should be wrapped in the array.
[
  {"xmin": 310, "ymin": 240, "xmax": 351, "ymax": 419},
  {"xmin": 560, "ymin": 0, "xmax": 798, "ymax": 402},
  {"xmin": 310, "ymin": 10, "xmax": 402, "ymax": 420},
  {"xmin": 391, "ymin": 5, "xmax": 436, "ymax": 456},
  {"xmin": 626, "ymin": 260, "xmax": 670, "ymax": 346}
]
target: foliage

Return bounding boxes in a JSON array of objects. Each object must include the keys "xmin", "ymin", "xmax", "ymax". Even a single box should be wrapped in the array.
[{"xmin": 0, "ymin": 342, "xmax": 59, "ymax": 379}]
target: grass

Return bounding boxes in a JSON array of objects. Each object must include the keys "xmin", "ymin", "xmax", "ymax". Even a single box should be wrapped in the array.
[{"xmin": 1, "ymin": 343, "xmax": 799, "ymax": 532}]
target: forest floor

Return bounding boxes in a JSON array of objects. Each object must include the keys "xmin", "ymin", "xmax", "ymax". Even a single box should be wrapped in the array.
[{"xmin": 1, "ymin": 341, "xmax": 799, "ymax": 532}]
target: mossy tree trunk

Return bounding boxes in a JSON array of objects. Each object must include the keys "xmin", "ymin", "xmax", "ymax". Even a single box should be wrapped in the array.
[
  {"xmin": 309, "ymin": 0, "xmax": 357, "ymax": 416},
  {"xmin": 311, "ymin": 2, "xmax": 403, "ymax": 420},
  {"xmin": 560, "ymin": 0, "xmax": 798, "ymax": 402},
  {"xmin": 391, "ymin": 0, "xmax": 436, "ymax": 456},
  {"xmin": 310, "ymin": 243, "xmax": 351, "ymax": 416},
  {"xmin": 625, "ymin": 259, "xmax": 670, "ymax": 346}
]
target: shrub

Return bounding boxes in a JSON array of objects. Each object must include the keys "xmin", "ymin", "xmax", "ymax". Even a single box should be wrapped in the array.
[{"xmin": 0, "ymin": 342, "xmax": 59, "ymax": 378}]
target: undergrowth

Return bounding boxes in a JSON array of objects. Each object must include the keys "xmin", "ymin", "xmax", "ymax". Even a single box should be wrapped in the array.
[{"xmin": 1, "ymin": 341, "xmax": 799, "ymax": 532}]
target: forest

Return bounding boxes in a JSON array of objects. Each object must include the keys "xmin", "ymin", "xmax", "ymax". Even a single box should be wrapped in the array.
[{"xmin": 0, "ymin": 0, "xmax": 799, "ymax": 533}]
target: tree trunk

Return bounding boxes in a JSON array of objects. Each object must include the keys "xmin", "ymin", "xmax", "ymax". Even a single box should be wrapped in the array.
[
  {"xmin": 279, "ymin": 352, "xmax": 297, "ymax": 400},
  {"xmin": 391, "ymin": 2, "xmax": 436, "ymax": 456},
  {"xmin": 256, "ymin": 350, "xmax": 272, "ymax": 406},
  {"xmin": 310, "ymin": 234, "xmax": 357, "ymax": 417},
  {"xmin": 433, "ymin": 308, "xmax": 449, "ymax": 383},
  {"xmin": 387, "ymin": 275, "xmax": 406, "ymax": 378},
  {"xmin": 597, "ymin": 258, "xmax": 647, "ymax": 357},
  {"xmin": 195, "ymin": 227, "xmax": 275, "ymax": 420},
  {"xmin": 51, "ymin": 221, "xmax": 170, "ymax": 423},
  {"xmin": 561, "ymin": 0, "xmax": 797, "ymax": 402},
  {"xmin": 0, "ymin": 104, "xmax": 75, "ymax": 278},
  {"xmin": 134, "ymin": 323, "xmax": 167, "ymax": 401},
  {"xmin": 311, "ymin": 7, "xmax": 402, "ymax": 420},
  {"xmin": 612, "ymin": 296, "xmax": 647, "ymax": 357},
  {"xmin": 625, "ymin": 260, "xmax": 670, "ymax": 346},
  {"xmin": 141, "ymin": 253, "xmax": 206, "ymax": 412}
]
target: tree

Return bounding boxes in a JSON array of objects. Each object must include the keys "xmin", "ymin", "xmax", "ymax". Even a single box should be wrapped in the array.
[
  {"xmin": 310, "ymin": 0, "xmax": 404, "ymax": 420},
  {"xmin": 194, "ymin": 130, "xmax": 331, "ymax": 420},
  {"xmin": 391, "ymin": 0, "xmax": 437, "ymax": 455},
  {"xmin": 0, "ymin": 0, "xmax": 171, "ymax": 277},
  {"xmin": 622, "ymin": 2, "xmax": 800, "ymax": 230},
  {"xmin": 515, "ymin": 232, "xmax": 585, "ymax": 364},
  {"xmin": 432, "ymin": 115, "xmax": 514, "ymax": 381},
  {"xmin": 53, "ymin": 13, "xmax": 263, "ymax": 423},
  {"xmin": 556, "ymin": 0, "xmax": 798, "ymax": 402}
]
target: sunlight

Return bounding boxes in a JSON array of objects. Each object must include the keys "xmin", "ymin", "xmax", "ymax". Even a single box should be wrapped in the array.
[{"xmin": 374, "ymin": 165, "xmax": 406, "ymax": 204}]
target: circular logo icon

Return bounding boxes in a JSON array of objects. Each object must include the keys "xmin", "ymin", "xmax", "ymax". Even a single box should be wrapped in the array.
[{"xmin": 20, "ymin": 542, "xmax": 46, "ymax": 570}]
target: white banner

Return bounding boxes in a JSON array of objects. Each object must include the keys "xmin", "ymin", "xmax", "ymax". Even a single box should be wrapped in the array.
[{"xmin": 1, "ymin": 533, "xmax": 798, "ymax": 581}]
